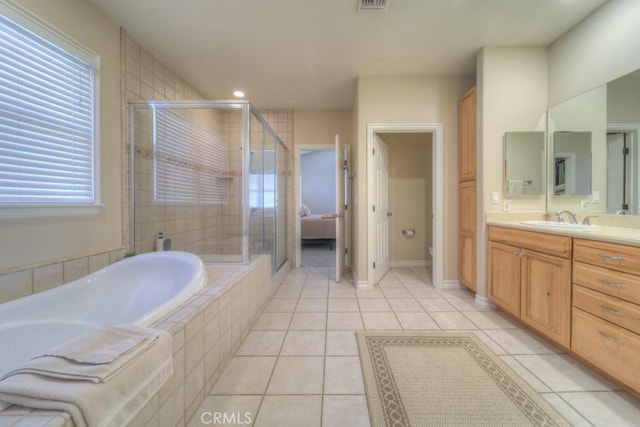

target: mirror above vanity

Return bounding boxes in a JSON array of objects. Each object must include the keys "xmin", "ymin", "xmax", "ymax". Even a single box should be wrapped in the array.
[
  {"xmin": 504, "ymin": 131, "xmax": 545, "ymax": 196},
  {"xmin": 546, "ymin": 69, "xmax": 640, "ymax": 215},
  {"xmin": 552, "ymin": 131, "xmax": 591, "ymax": 196}
]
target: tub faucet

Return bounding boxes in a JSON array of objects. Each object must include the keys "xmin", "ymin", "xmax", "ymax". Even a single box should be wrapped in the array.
[{"xmin": 556, "ymin": 210, "xmax": 577, "ymax": 224}]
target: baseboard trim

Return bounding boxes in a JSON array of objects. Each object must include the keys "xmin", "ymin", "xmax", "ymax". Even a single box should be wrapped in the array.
[
  {"xmin": 389, "ymin": 260, "xmax": 428, "ymax": 268},
  {"xmin": 474, "ymin": 294, "xmax": 496, "ymax": 310},
  {"xmin": 435, "ymin": 280, "xmax": 465, "ymax": 290}
]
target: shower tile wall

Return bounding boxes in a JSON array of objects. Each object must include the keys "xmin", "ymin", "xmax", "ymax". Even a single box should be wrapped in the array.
[
  {"xmin": 122, "ymin": 30, "xmax": 213, "ymax": 254},
  {"xmin": 122, "ymin": 29, "xmax": 294, "ymax": 261}
]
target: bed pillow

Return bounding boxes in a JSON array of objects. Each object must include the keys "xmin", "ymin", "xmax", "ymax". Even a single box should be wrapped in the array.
[{"xmin": 300, "ymin": 204, "xmax": 311, "ymax": 217}]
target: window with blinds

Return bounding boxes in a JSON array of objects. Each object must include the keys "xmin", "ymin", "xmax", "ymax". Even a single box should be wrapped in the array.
[
  {"xmin": 0, "ymin": 3, "xmax": 100, "ymax": 217},
  {"xmin": 153, "ymin": 109, "xmax": 228, "ymax": 204}
]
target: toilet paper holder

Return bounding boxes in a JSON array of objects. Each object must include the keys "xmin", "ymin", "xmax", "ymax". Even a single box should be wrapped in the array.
[{"xmin": 402, "ymin": 229, "xmax": 416, "ymax": 237}]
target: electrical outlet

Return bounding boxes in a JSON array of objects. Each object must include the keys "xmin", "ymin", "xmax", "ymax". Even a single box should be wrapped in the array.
[
  {"xmin": 503, "ymin": 198, "xmax": 511, "ymax": 211},
  {"xmin": 580, "ymin": 199, "xmax": 589, "ymax": 210}
]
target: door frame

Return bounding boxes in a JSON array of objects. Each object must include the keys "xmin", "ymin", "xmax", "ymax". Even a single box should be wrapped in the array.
[
  {"xmin": 294, "ymin": 144, "xmax": 335, "ymax": 267},
  {"xmin": 608, "ymin": 123, "xmax": 640, "ymax": 214},
  {"xmin": 366, "ymin": 123, "xmax": 444, "ymax": 287}
]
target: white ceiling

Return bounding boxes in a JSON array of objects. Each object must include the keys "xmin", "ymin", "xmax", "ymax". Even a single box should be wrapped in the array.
[{"xmin": 87, "ymin": 0, "xmax": 608, "ymax": 110}]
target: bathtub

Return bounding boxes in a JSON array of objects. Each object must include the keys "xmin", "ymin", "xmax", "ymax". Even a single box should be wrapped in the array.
[{"xmin": 0, "ymin": 251, "xmax": 208, "ymax": 401}]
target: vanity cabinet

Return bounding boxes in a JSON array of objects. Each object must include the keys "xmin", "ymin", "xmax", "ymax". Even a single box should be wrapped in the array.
[
  {"xmin": 572, "ymin": 238, "xmax": 640, "ymax": 393},
  {"xmin": 458, "ymin": 87, "xmax": 477, "ymax": 292},
  {"xmin": 459, "ymin": 180, "xmax": 476, "ymax": 291},
  {"xmin": 458, "ymin": 87, "xmax": 476, "ymax": 182},
  {"xmin": 488, "ymin": 226, "xmax": 572, "ymax": 348}
]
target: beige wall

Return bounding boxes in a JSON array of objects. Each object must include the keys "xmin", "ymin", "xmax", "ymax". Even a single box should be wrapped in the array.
[
  {"xmin": 294, "ymin": 110, "xmax": 352, "ymax": 146},
  {"xmin": 380, "ymin": 133, "xmax": 433, "ymax": 264},
  {"xmin": 0, "ymin": 0, "xmax": 122, "ymax": 272},
  {"xmin": 476, "ymin": 46, "xmax": 548, "ymax": 298},
  {"xmin": 354, "ymin": 76, "xmax": 474, "ymax": 285},
  {"xmin": 549, "ymin": 0, "xmax": 640, "ymax": 106}
]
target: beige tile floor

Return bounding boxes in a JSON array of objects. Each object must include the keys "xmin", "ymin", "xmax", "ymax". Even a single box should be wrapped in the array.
[{"xmin": 190, "ymin": 266, "xmax": 640, "ymax": 427}]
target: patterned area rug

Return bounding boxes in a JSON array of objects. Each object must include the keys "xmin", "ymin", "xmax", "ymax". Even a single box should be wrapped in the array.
[{"xmin": 356, "ymin": 332, "xmax": 571, "ymax": 426}]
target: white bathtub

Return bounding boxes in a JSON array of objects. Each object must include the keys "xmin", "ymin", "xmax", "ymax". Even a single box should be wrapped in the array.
[{"xmin": 0, "ymin": 251, "xmax": 207, "ymax": 395}]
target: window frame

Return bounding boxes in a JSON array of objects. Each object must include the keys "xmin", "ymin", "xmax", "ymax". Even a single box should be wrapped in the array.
[{"xmin": 0, "ymin": 0, "xmax": 101, "ymax": 218}]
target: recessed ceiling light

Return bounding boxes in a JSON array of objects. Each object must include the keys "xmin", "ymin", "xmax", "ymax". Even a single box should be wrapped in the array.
[{"xmin": 233, "ymin": 90, "xmax": 245, "ymax": 98}]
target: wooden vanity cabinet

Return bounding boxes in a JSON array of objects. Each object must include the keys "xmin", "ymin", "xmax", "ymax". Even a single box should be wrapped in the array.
[
  {"xmin": 520, "ymin": 248, "xmax": 571, "ymax": 348},
  {"xmin": 487, "ymin": 240, "xmax": 521, "ymax": 317},
  {"xmin": 571, "ymin": 238, "xmax": 640, "ymax": 393},
  {"xmin": 488, "ymin": 226, "xmax": 572, "ymax": 348},
  {"xmin": 458, "ymin": 87, "xmax": 477, "ymax": 292},
  {"xmin": 459, "ymin": 180, "xmax": 476, "ymax": 291}
]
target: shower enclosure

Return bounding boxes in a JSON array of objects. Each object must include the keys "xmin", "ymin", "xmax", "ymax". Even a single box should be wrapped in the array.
[{"xmin": 129, "ymin": 101, "xmax": 288, "ymax": 273}]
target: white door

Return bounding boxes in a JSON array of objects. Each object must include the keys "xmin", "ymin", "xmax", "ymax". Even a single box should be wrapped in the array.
[
  {"xmin": 607, "ymin": 133, "xmax": 625, "ymax": 212},
  {"xmin": 335, "ymin": 135, "xmax": 345, "ymax": 282},
  {"xmin": 372, "ymin": 134, "xmax": 389, "ymax": 284}
]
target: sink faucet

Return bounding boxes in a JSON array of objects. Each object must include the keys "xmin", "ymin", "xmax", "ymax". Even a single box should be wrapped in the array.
[
  {"xmin": 556, "ymin": 210, "xmax": 577, "ymax": 224},
  {"xmin": 616, "ymin": 209, "xmax": 630, "ymax": 215}
]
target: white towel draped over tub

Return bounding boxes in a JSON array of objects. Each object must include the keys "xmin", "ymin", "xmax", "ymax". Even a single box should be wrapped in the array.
[{"xmin": 0, "ymin": 325, "xmax": 173, "ymax": 427}]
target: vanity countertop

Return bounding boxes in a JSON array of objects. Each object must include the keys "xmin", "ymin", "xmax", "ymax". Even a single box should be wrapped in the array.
[{"xmin": 486, "ymin": 219, "xmax": 640, "ymax": 248}]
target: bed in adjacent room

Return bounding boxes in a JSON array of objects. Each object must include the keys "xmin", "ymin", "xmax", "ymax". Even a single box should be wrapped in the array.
[{"xmin": 300, "ymin": 205, "xmax": 336, "ymax": 250}]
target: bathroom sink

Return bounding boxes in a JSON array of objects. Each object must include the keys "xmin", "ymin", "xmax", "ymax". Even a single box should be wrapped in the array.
[{"xmin": 520, "ymin": 220, "xmax": 598, "ymax": 230}]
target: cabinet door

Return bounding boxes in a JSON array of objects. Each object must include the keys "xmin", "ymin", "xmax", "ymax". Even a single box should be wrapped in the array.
[
  {"xmin": 521, "ymin": 249, "xmax": 572, "ymax": 348},
  {"xmin": 458, "ymin": 87, "xmax": 476, "ymax": 182},
  {"xmin": 459, "ymin": 181, "xmax": 476, "ymax": 291},
  {"xmin": 487, "ymin": 241, "xmax": 521, "ymax": 317}
]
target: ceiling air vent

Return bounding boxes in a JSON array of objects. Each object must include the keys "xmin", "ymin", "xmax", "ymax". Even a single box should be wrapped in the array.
[{"xmin": 358, "ymin": 0, "xmax": 389, "ymax": 12}]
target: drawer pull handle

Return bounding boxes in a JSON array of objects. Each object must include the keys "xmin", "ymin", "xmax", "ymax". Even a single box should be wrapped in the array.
[
  {"xmin": 597, "ymin": 304, "xmax": 624, "ymax": 317},
  {"xmin": 597, "ymin": 329, "xmax": 625, "ymax": 345},
  {"xmin": 598, "ymin": 253, "xmax": 626, "ymax": 262},
  {"xmin": 512, "ymin": 251, "xmax": 524, "ymax": 257},
  {"xmin": 596, "ymin": 278, "xmax": 626, "ymax": 289}
]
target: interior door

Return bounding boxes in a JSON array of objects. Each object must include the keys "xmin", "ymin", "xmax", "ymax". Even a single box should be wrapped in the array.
[
  {"xmin": 373, "ymin": 134, "xmax": 389, "ymax": 284},
  {"xmin": 335, "ymin": 135, "xmax": 345, "ymax": 282},
  {"xmin": 607, "ymin": 133, "xmax": 625, "ymax": 212}
]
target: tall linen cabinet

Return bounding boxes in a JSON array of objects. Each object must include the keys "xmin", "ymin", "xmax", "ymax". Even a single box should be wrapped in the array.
[{"xmin": 458, "ymin": 87, "xmax": 477, "ymax": 291}]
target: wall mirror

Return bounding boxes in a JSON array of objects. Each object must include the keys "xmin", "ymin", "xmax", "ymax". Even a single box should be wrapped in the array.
[
  {"xmin": 547, "ymin": 84, "xmax": 606, "ymax": 212},
  {"xmin": 552, "ymin": 131, "xmax": 591, "ymax": 195},
  {"xmin": 504, "ymin": 131, "xmax": 545, "ymax": 196},
  {"xmin": 547, "ymin": 69, "xmax": 640, "ymax": 214},
  {"xmin": 607, "ymin": 69, "xmax": 640, "ymax": 214}
]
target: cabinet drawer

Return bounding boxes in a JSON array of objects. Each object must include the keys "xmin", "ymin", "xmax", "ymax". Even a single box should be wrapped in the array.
[
  {"xmin": 573, "ymin": 285, "xmax": 640, "ymax": 335},
  {"xmin": 574, "ymin": 238, "xmax": 640, "ymax": 275},
  {"xmin": 572, "ymin": 308, "xmax": 640, "ymax": 393},
  {"xmin": 573, "ymin": 261, "xmax": 640, "ymax": 305},
  {"xmin": 488, "ymin": 226, "xmax": 572, "ymax": 258}
]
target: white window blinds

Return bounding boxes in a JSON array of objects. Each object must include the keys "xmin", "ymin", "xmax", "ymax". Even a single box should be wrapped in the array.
[
  {"xmin": 153, "ymin": 109, "xmax": 228, "ymax": 204},
  {"xmin": 0, "ymin": 6, "xmax": 98, "ymax": 212}
]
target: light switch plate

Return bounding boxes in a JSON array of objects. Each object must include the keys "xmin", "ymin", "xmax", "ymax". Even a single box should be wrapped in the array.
[
  {"xmin": 491, "ymin": 191, "xmax": 499, "ymax": 204},
  {"xmin": 592, "ymin": 191, "xmax": 600, "ymax": 203}
]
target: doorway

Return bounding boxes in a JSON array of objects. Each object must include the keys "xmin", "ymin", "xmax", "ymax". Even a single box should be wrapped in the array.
[
  {"xmin": 297, "ymin": 145, "xmax": 336, "ymax": 268},
  {"xmin": 367, "ymin": 123, "xmax": 443, "ymax": 288},
  {"xmin": 294, "ymin": 142, "xmax": 351, "ymax": 280}
]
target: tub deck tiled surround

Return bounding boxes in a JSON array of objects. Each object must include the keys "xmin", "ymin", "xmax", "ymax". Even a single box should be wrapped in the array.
[
  {"xmin": 0, "ymin": 255, "xmax": 279, "ymax": 427},
  {"xmin": 188, "ymin": 266, "xmax": 640, "ymax": 427}
]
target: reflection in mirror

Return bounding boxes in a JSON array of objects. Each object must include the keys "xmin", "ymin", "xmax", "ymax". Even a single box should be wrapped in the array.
[
  {"xmin": 504, "ymin": 132, "xmax": 544, "ymax": 196},
  {"xmin": 607, "ymin": 69, "xmax": 640, "ymax": 214},
  {"xmin": 547, "ymin": 85, "xmax": 606, "ymax": 213},
  {"xmin": 552, "ymin": 131, "xmax": 591, "ymax": 195}
]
